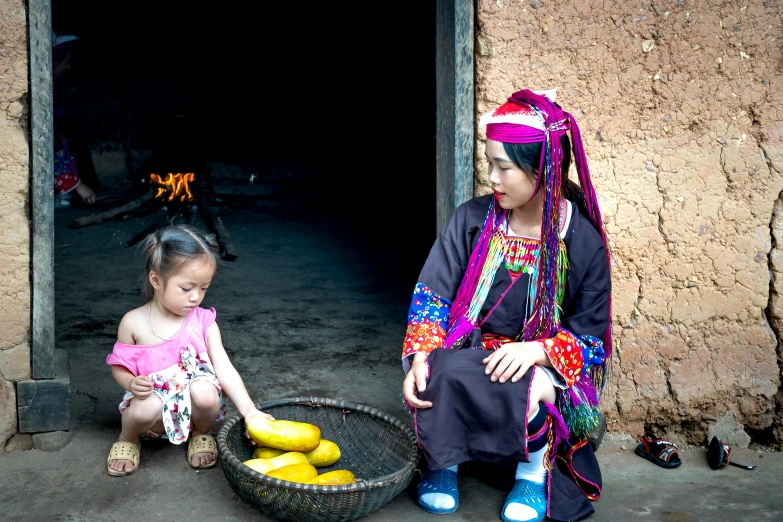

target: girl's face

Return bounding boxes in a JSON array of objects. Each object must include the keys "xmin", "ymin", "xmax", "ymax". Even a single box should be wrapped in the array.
[
  {"xmin": 150, "ymin": 257, "xmax": 215, "ymax": 316},
  {"xmin": 485, "ymin": 138, "xmax": 539, "ymax": 210}
]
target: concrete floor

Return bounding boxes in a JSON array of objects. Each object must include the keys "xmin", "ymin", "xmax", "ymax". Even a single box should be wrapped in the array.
[{"xmin": 1, "ymin": 180, "xmax": 781, "ymax": 522}]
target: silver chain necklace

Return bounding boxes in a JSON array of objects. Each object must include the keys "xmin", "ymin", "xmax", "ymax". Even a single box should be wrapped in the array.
[{"xmin": 148, "ymin": 301, "xmax": 186, "ymax": 341}]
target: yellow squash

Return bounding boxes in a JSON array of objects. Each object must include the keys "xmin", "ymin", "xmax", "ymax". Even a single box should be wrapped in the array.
[
  {"xmin": 303, "ymin": 439, "xmax": 341, "ymax": 467},
  {"xmin": 302, "ymin": 470, "xmax": 356, "ymax": 485},
  {"xmin": 253, "ymin": 447, "xmax": 285, "ymax": 460},
  {"xmin": 246, "ymin": 416, "xmax": 321, "ymax": 452},
  {"xmin": 266, "ymin": 462, "xmax": 318, "ymax": 482},
  {"xmin": 242, "ymin": 451, "xmax": 308, "ymax": 474}
]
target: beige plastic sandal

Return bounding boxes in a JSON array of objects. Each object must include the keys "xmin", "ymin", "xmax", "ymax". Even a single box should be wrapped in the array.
[
  {"xmin": 187, "ymin": 433, "xmax": 218, "ymax": 469},
  {"xmin": 107, "ymin": 440, "xmax": 140, "ymax": 477}
]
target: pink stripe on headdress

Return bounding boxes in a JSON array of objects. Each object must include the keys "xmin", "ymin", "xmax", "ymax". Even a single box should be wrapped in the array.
[{"xmin": 486, "ymin": 123, "xmax": 544, "ymax": 144}]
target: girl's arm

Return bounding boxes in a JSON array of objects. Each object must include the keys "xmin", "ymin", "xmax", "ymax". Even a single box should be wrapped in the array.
[
  {"xmin": 110, "ymin": 311, "xmax": 152, "ymax": 398},
  {"xmin": 111, "ymin": 365, "xmax": 153, "ymax": 399},
  {"xmin": 205, "ymin": 322, "xmax": 274, "ymax": 422}
]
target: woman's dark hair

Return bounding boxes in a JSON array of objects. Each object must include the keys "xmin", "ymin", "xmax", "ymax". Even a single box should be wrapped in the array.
[
  {"xmin": 138, "ymin": 224, "xmax": 221, "ymax": 302},
  {"xmin": 503, "ymin": 133, "xmax": 588, "ymax": 215}
]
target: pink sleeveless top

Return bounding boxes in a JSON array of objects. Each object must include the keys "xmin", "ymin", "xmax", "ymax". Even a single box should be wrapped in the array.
[{"xmin": 106, "ymin": 306, "xmax": 216, "ymax": 376}]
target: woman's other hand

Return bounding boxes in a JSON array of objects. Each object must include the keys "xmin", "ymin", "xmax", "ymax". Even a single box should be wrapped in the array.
[
  {"xmin": 482, "ymin": 342, "xmax": 548, "ymax": 384},
  {"xmin": 402, "ymin": 353, "xmax": 433, "ymax": 409}
]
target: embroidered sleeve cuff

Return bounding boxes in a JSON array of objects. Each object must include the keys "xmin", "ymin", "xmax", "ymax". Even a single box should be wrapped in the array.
[
  {"xmin": 539, "ymin": 330, "xmax": 584, "ymax": 387},
  {"xmin": 401, "ymin": 283, "xmax": 451, "ymax": 366}
]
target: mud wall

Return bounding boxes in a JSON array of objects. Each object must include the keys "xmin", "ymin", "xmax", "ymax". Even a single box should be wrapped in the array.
[
  {"xmin": 476, "ymin": 0, "xmax": 783, "ymax": 443},
  {"xmin": 0, "ymin": 0, "xmax": 31, "ymax": 447}
]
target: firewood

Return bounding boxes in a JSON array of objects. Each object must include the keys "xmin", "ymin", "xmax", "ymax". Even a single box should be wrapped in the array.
[
  {"xmin": 67, "ymin": 190, "xmax": 156, "ymax": 229},
  {"xmin": 193, "ymin": 189, "xmax": 237, "ymax": 261}
]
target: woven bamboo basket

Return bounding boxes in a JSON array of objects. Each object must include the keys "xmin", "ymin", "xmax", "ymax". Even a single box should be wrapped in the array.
[{"xmin": 217, "ymin": 397, "xmax": 419, "ymax": 522}]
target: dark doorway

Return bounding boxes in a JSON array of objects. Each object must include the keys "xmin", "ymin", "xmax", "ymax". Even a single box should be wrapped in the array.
[{"xmin": 50, "ymin": 2, "xmax": 436, "ymax": 428}]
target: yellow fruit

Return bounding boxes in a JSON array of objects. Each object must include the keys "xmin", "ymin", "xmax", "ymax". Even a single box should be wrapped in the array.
[
  {"xmin": 253, "ymin": 447, "xmax": 285, "ymax": 460},
  {"xmin": 243, "ymin": 451, "xmax": 308, "ymax": 474},
  {"xmin": 303, "ymin": 439, "xmax": 341, "ymax": 467},
  {"xmin": 266, "ymin": 462, "xmax": 318, "ymax": 482},
  {"xmin": 246, "ymin": 416, "xmax": 321, "ymax": 452},
  {"xmin": 302, "ymin": 470, "xmax": 356, "ymax": 485}
]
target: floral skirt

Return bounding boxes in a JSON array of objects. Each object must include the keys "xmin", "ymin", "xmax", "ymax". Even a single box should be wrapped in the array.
[{"xmin": 118, "ymin": 344, "xmax": 228, "ymax": 444}]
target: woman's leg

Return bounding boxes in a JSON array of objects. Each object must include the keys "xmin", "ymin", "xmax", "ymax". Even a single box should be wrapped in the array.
[
  {"xmin": 527, "ymin": 367, "xmax": 556, "ymax": 414},
  {"xmin": 108, "ymin": 395, "xmax": 165, "ymax": 474},
  {"xmin": 503, "ymin": 367, "xmax": 556, "ymax": 522},
  {"xmin": 188, "ymin": 380, "xmax": 221, "ymax": 467}
]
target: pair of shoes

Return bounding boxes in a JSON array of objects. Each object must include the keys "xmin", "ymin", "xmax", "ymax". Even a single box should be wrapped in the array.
[
  {"xmin": 107, "ymin": 440, "xmax": 140, "ymax": 477},
  {"xmin": 501, "ymin": 478, "xmax": 547, "ymax": 522},
  {"xmin": 416, "ymin": 468, "xmax": 459, "ymax": 514},
  {"xmin": 635, "ymin": 431, "xmax": 682, "ymax": 468},
  {"xmin": 187, "ymin": 433, "xmax": 218, "ymax": 469}
]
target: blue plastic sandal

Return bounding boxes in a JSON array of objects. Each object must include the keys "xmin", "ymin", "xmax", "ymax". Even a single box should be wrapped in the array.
[
  {"xmin": 501, "ymin": 478, "xmax": 547, "ymax": 522},
  {"xmin": 416, "ymin": 468, "xmax": 459, "ymax": 515}
]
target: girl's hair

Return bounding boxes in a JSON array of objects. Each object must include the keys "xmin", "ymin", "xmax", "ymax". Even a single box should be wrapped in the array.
[
  {"xmin": 138, "ymin": 224, "xmax": 221, "ymax": 302},
  {"xmin": 503, "ymin": 133, "xmax": 589, "ymax": 216}
]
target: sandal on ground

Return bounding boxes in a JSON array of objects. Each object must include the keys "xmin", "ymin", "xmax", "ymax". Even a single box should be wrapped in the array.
[
  {"xmin": 416, "ymin": 468, "xmax": 459, "ymax": 515},
  {"xmin": 635, "ymin": 431, "xmax": 682, "ymax": 469},
  {"xmin": 501, "ymin": 478, "xmax": 547, "ymax": 522},
  {"xmin": 187, "ymin": 433, "xmax": 218, "ymax": 469},
  {"xmin": 107, "ymin": 440, "xmax": 140, "ymax": 477}
]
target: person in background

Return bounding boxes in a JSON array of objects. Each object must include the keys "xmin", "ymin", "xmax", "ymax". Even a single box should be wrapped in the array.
[{"xmin": 52, "ymin": 33, "xmax": 97, "ymax": 206}]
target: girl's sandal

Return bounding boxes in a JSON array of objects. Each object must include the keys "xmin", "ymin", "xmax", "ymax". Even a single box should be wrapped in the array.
[
  {"xmin": 416, "ymin": 468, "xmax": 459, "ymax": 515},
  {"xmin": 187, "ymin": 434, "xmax": 218, "ymax": 469},
  {"xmin": 501, "ymin": 478, "xmax": 547, "ymax": 522},
  {"xmin": 635, "ymin": 430, "xmax": 682, "ymax": 469},
  {"xmin": 107, "ymin": 440, "xmax": 140, "ymax": 477}
]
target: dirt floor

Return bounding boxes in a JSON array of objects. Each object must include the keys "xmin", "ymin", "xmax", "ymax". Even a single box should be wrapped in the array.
[{"xmin": 1, "ymin": 165, "xmax": 782, "ymax": 521}]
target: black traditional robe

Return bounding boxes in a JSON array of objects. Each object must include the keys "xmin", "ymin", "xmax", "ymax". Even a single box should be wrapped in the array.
[{"xmin": 401, "ymin": 194, "xmax": 610, "ymax": 521}]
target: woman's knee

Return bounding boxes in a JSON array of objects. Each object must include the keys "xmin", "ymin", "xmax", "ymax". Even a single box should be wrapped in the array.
[
  {"xmin": 528, "ymin": 367, "xmax": 556, "ymax": 414},
  {"xmin": 190, "ymin": 381, "xmax": 219, "ymax": 412}
]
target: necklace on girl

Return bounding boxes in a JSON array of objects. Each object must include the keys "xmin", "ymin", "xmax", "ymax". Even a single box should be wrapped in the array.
[{"xmin": 148, "ymin": 301, "xmax": 186, "ymax": 341}]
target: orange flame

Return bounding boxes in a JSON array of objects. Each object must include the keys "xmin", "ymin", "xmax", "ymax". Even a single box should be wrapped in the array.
[{"xmin": 150, "ymin": 173, "xmax": 195, "ymax": 202}]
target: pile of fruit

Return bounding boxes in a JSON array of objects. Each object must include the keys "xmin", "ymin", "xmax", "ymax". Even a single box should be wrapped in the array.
[{"xmin": 243, "ymin": 416, "xmax": 355, "ymax": 485}]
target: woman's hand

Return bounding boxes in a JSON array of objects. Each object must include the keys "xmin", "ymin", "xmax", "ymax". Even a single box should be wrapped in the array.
[
  {"xmin": 482, "ymin": 342, "xmax": 547, "ymax": 384},
  {"xmin": 402, "ymin": 354, "xmax": 433, "ymax": 409},
  {"xmin": 75, "ymin": 181, "xmax": 96, "ymax": 204},
  {"xmin": 129, "ymin": 375, "xmax": 153, "ymax": 399},
  {"xmin": 243, "ymin": 407, "xmax": 275, "ymax": 444}
]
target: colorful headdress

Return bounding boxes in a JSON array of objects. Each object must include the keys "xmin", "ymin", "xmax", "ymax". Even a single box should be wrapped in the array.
[{"xmin": 447, "ymin": 89, "xmax": 612, "ymax": 362}]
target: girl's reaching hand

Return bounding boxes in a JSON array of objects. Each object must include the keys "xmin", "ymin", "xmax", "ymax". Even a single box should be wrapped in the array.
[
  {"xmin": 243, "ymin": 407, "xmax": 275, "ymax": 444},
  {"xmin": 402, "ymin": 355, "xmax": 433, "ymax": 409},
  {"xmin": 482, "ymin": 342, "xmax": 546, "ymax": 384},
  {"xmin": 129, "ymin": 375, "xmax": 153, "ymax": 399}
]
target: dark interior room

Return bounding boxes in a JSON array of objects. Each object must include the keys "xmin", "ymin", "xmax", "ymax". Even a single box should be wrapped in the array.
[{"xmin": 50, "ymin": 1, "xmax": 437, "ymax": 441}]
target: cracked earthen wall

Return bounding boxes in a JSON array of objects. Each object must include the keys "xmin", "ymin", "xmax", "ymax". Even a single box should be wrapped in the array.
[
  {"xmin": 476, "ymin": 0, "xmax": 783, "ymax": 443},
  {"xmin": 0, "ymin": 0, "xmax": 31, "ymax": 447}
]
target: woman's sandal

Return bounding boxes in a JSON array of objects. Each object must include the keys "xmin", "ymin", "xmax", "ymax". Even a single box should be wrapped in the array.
[
  {"xmin": 187, "ymin": 433, "xmax": 218, "ymax": 469},
  {"xmin": 501, "ymin": 478, "xmax": 547, "ymax": 522},
  {"xmin": 416, "ymin": 468, "xmax": 459, "ymax": 515},
  {"xmin": 107, "ymin": 440, "xmax": 140, "ymax": 477},
  {"xmin": 635, "ymin": 430, "xmax": 682, "ymax": 469}
]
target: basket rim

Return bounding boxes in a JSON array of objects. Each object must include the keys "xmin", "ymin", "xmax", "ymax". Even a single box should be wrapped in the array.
[{"xmin": 216, "ymin": 396, "xmax": 420, "ymax": 494}]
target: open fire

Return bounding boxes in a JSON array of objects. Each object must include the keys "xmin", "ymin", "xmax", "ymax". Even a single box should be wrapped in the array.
[{"xmin": 150, "ymin": 172, "xmax": 195, "ymax": 202}]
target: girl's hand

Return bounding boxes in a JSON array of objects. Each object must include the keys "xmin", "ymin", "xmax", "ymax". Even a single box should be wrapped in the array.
[
  {"xmin": 402, "ymin": 355, "xmax": 433, "ymax": 409},
  {"xmin": 482, "ymin": 342, "xmax": 546, "ymax": 384},
  {"xmin": 129, "ymin": 375, "xmax": 153, "ymax": 399},
  {"xmin": 243, "ymin": 407, "xmax": 275, "ymax": 444}
]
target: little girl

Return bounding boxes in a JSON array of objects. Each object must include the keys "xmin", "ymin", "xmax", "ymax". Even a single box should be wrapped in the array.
[{"xmin": 106, "ymin": 223, "xmax": 273, "ymax": 476}]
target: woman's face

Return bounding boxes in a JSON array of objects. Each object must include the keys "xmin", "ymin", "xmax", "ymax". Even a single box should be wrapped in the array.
[{"xmin": 485, "ymin": 138, "xmax": 538, "ymax": 210}]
